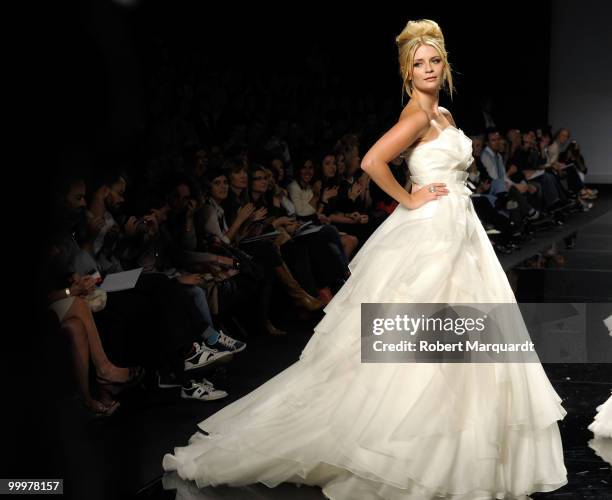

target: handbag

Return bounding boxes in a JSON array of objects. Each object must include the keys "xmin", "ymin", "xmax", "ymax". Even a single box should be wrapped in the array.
[
  {"xmin": 86, "ymin": 288, "xmax": 107, "ymax": 312},
  {"xmin": 209, "ymin": 240, "xmax": 265, "ymax": 282}
]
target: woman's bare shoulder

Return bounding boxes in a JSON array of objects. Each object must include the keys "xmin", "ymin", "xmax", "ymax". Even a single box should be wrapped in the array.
[
  {"xmin": 438, "ymin": 106, "xmax": 457, "ymax": 127},
  {"xmin": 361, "ymin": 106, "xmax": 431, "ymax": 169},
  {"xmin": 398, "ymin": 106, "xmax": 431, "ymax": 140},
  {"xmin": 396, "ymin": 105, "xmax": 432, "ymax": 148},
  {"xmin": 399, "ymin": 104, "xmax": 430, "ymax": 124}
]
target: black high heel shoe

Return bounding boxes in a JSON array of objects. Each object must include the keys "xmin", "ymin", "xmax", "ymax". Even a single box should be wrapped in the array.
[{"xmin": 96, "ymin": 366, "xmax": 145, "ymax": 396}]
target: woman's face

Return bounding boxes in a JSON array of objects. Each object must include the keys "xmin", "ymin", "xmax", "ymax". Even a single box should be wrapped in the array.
[
  {"xmin": 299, "ymin": 161, "xmax": 315, "ymax": 184},
  {"xmin": 105, "ymin": 177, "xmax": 126, "ymax": 210},
  {"xmin": 558, "ymin": 129, "xmax": 570, "ymax": 144},
  {"xmin": 411, "ymin": 44, "xmax": 444, "ymax": 93},
  {"xmin": 250, "ymin": 169, "xmax": 268, "ymax": 194},
  {"xmin": 230, "ymin": 168, "xmax": 248, "ymax": 190},
  {"xmin": 211, "ymin": 175, "xmax": 229, "ymax": 201},
  {"xmin": 271, "ymin": 159, "xmax": 285, "ymax": 181},
  {"xmin": 322, "ymin": 155, "xmax": 337, "ymax": 178}
]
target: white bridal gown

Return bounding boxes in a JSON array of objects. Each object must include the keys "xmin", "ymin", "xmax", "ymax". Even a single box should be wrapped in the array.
[
  {"xmin": 163, "ymin": 119, "xmax": 568, "ymax": 499},
  {"xmin": 587, "ymin": 315, "xmax": 612, "ymax": 466},
  {"xmin": 589, "ymin": 393, "xmax": 612, "ymax": 439},
  {"xmin": 588, "ymin": 315, "xmax": 612, "ymax": 439}
]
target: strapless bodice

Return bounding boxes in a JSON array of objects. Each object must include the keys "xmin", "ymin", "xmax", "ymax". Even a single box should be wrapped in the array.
[{"xmin": 401, "ymin": 124, "xmax": 474, "ymax": 192}]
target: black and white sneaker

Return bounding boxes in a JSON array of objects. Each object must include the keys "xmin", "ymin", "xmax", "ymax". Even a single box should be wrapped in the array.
[
  {"xmin": 184, "ymin": 342, "xmax": 233, "ymax": 372},
  {"xmin": 181, "ymin": 378, "xmax": 228, "ymax": 401},
  {"xmin": 205, "ymin": 330, "xmax": 246, "ymax": 354}
]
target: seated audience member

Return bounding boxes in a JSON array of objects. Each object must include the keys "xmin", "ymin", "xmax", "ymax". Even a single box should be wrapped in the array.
[
  {"xmin": 247, "ymin": 164, "xmax": 349, "ymax": 300},
  {"xmin": 481, "ymin": 128, "xmax": 541, "ymax": 223},
  {"xmin": 119, "ymin": 178, "xmax": 247, "ymax": 355},
  {"xmin": 547, "ymin": 128, "xmax": 596, "ymax": 209},
  {"xmin": 196, "ymin": 164, "xmax": 322, "ymax": 336},
  {"xmin": 315, "ymin": 151, "xmax": 376, "ymax": 245},
  {"xmin": 509, "ymin": 131, "xmax": 577, "ymax": 214},
  {"xmin": 44, "ymin": 172, "xmax": 145, "ymax": 416},
  {"xmin": 288, "ymin": 155, "xmax": 359, "ymax": 259},
  {"xmin": 72, "ymin": 168, "xmax": 231, "ymax": 400}
]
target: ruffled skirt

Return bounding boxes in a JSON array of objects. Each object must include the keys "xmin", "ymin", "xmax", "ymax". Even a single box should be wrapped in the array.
[{"xmin": 163, "ymin": 196, "xmax": 568, "ymax": 499}]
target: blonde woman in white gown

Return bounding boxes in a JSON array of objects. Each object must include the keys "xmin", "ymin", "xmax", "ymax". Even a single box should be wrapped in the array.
[{"xmin": 163, "ymin": 19, "xmax": 568, "ymax": 499}]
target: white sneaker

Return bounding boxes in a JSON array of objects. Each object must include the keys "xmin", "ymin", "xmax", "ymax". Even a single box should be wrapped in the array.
[
  {"xmin": 181, "ymin": 378, "xmax": 228, "ymax": 401},
  {"xmin": 206, "ymin": 330, "xmax": 247, "ymax": 354},
  {"xmin": 184, "ymin": 342, "xmax": 233, "ymax": 372}
]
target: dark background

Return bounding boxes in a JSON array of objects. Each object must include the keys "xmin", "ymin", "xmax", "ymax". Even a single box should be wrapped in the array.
[{"xmin": 41, "ymin": 0, "xmax": 552, "ymax": 177}]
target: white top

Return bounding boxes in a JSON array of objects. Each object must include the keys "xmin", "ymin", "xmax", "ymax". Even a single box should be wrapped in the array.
[
  {"xmin": 287, "ymin": 180, "xmax": 317, "ymax": 216},
  {"xmin": 199, "ymin": 198, "xmax": 231, "ymax": 244}
]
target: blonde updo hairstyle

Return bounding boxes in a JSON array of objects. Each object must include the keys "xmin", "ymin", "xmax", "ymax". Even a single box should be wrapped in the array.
[{"xmin": 396, "ymin": 19, "xmax": 455, "ymax": 101}]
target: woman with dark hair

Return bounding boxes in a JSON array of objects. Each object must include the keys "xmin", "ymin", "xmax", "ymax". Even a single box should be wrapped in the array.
[
  {"xmin": 42, "ymin": 173, "xmax": 145, "ymax": 417},
  {"xmin": 288, "ymin": 153, "xmax": 359, "ymax": 259},
  {"xmin": 248, "ymin": 164, "xmax": 349, "ymax": 302},
  {"xmin": 547, "ymin": 128, "xmax": 597, "ymax": 205},
  {"xmin": 265, "ymin": 159, "xmax": 354, "ymax": 280},
  {"xmin": 315, "ymin": 151, "xmax": 375, "ymax": 251},
  {"xmin": 197, "ymin": 165, "xmax": 323, "ymax": 336}
]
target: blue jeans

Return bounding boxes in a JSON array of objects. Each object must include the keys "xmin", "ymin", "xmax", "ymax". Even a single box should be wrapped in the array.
[{"xmin": 182, "ymin": 285, "xmax": 218, "ymax": 342}]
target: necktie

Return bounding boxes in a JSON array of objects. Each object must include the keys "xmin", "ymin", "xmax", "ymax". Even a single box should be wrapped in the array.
[{"xmin": 497, "ymin": 154, "xmax": 505, "ymax": 180}]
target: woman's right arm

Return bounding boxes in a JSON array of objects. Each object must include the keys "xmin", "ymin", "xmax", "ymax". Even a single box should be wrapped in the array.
[
  {"xmin": 199, "ymin": 205, "xmax": 231, "ymax": 244},
  {"xmin": 288, "ymin": 181, "xmax": 316, "ymax": 216},
  {"xmin": 225, "ymin": 212, "xmax": 244, "ymax": 243},
  {"xmin": 328, "ymin": 213, "xmax": 359, "ymax": 224},
  {"xmin": 360, "ymin": 110, "xmax": 448, "ymax": 209},
  {"xmin": 545, "ymin": 142, "xmax": 559, "ymax": 167},
  {"xmin": 47, "ymin": 275, "xmax": 95, "ymax": 304}
]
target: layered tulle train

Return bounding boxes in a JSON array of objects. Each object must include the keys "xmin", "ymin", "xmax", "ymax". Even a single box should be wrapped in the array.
[{"xmin": 163, "ymin": 195, "xmax": 568, "ymax": 499}]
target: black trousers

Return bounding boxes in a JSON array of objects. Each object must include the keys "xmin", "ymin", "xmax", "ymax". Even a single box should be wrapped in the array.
[
  {"xmin": 233, "ymin": 240, "xmax": 278, "ymax": 326},
  {"xmin": 280, "ymin": 229, "xmax": 347, "ymax": 295},
  {"xmin": 100, "ymin": 273, "xmax": 205, "ymax": 377},
  {"xmin": 333, "ymin": 220, "xmax": 375, "ymax": 252},
  {"xmin": 472, "ymin": 196, "xmax": 514, "ymax": 235}
]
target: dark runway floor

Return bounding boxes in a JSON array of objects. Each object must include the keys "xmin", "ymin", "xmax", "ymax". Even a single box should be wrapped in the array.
[{"xmin": 30, "ymin": 187, "xmax": 612, "ymax": 500}]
